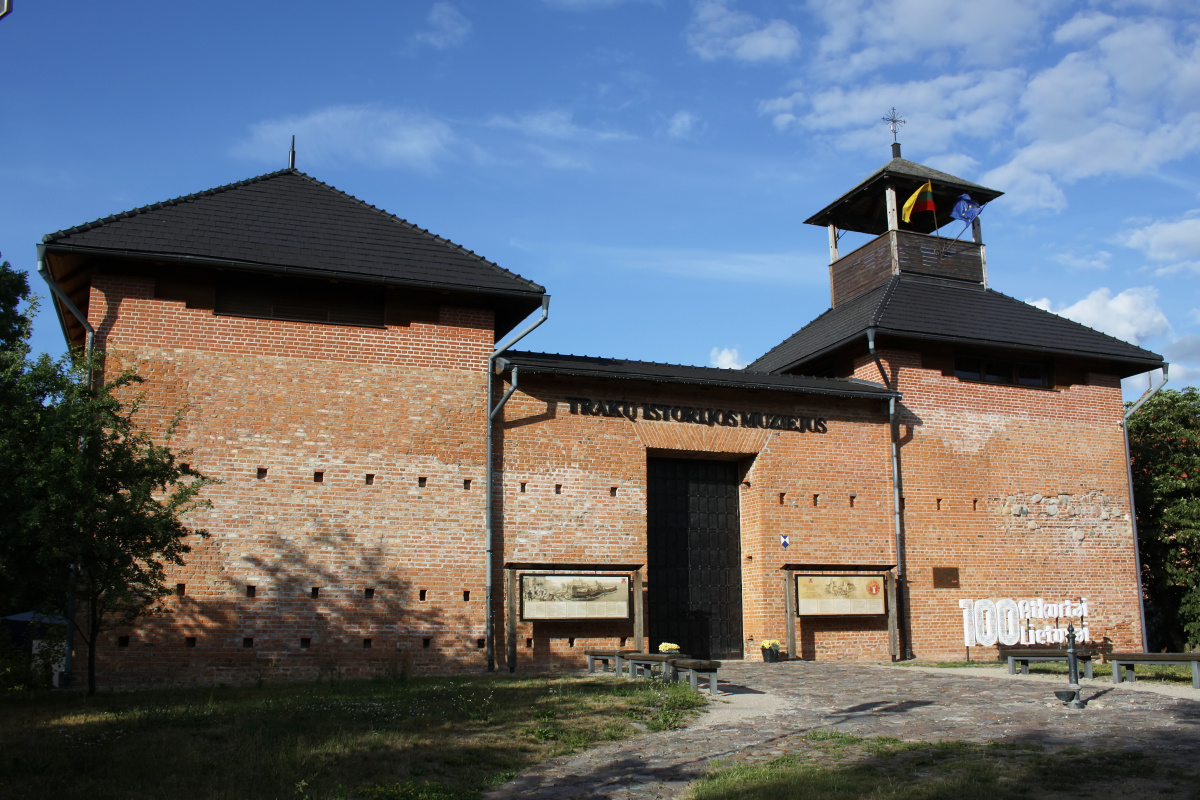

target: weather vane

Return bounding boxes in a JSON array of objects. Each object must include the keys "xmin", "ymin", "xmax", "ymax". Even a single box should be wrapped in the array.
[{"xmin": 882, "ymin": 107, "xmax": 905, "ymax": 144}]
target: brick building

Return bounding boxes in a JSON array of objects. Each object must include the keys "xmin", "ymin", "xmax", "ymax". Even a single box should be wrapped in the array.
[{"xmin": 38, "ymin": 151, "xmax": 1164, "ymax": 685}]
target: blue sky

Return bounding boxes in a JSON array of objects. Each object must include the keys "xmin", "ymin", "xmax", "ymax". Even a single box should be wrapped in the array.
[{"xmin": 2, "ymin": 0, "xmax": 1196, "ymax": 396}]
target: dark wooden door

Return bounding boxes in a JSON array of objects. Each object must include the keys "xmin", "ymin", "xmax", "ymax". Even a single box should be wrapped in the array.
[{"xmin": 647, "ymin": 458, "xmax": 743, "ymax": 659}]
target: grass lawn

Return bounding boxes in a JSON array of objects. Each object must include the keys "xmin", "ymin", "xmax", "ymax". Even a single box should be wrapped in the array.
[
  {"xmin": 690, "ymin": 730, "xmax": 1198, "ymax": 799},
  {"xmin": 0, "ymin": 674, "xmax": 706, "ymax": 800}
]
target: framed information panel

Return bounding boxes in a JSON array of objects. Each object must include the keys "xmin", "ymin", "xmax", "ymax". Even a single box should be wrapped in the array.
[
  {"xmin": 519, "ymin": 573, "xmax": 631, "ymax": 620},
  {"xmin": 796, "ymin": 574, "xmax": 886, "ymax": 616}
]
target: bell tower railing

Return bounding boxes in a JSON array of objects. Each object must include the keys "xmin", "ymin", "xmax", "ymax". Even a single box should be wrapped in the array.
[{"xmin": 829, "ymin": 229, "xmax": 987, "ymax": 307}]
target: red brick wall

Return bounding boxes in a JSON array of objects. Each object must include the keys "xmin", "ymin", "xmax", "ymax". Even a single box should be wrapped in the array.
[
  {"xmin": 850, "ymin": 348, "xmax": 1143, "ymax": 659},
  {"xmin": 496, "ymin": 376, "xmax": 897, "ymax": 668},
  {"xmin": 88, "ymin": 271, "xmax": 497, "ymax": 685},
  {"xmin": 83, "ymin": 266, "xmax": 1143, "ymax": 683}
]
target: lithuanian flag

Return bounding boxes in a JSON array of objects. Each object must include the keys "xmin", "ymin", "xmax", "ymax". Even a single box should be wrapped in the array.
[{"xmin": 902, "ymin": 181, "xmax": 935, "ymax": 223}]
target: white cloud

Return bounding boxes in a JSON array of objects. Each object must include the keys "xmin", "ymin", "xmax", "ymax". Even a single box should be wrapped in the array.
[
  {"xmin": 809, "ymin": 0, "xmax": 1048, "ymax": 73},
  {"xmin": 665, "ymin": 111, "xmax": 701, "ymax": 140},
  {"xmin": 409, "ymin": 2, "xmax": 471, "ymax": 50},
  {"xmin": 764, "ymin": 12, "xmax": 1200, "ymax": 214},
  {"xmin": 687, "ymin": 0, "xmax": 800, "ymax": 63},
  {"xmin": 762, "ymin": 70, "xmax": 1024, "ymax": 155},
  {"xmin": 1120, "ymin": 213, "xmax": 1200, "ymax": 271},
  {"xmin": 232, "ymin": 106, "xmax": 456, "ymax": 172},
  {"xmin": 1053, "ymin": 249, "xmax": 1111, "ymax": 271},
  {"xmin": 1029, "ymin": 287, "xmax": 1173, "ymax": 345},
  {"xmin": 487, "ymin": 110, "xmax": 632, "ymax": 142},
  {"xmin": 1163, "ymin": 333, "xmax": 1200, "ymax": 364},
  {"xmin": 1053, "ymin": 11, "xmax": 1118, "ymax": 44},
  {"xmin": 710, "ymin": 347, "xmax": 746, "ymax": 369}
]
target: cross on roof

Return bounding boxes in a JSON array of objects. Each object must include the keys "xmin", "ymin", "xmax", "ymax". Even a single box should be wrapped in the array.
[{"xmin": 882, "ymin": 107, "xmax": 905, "ymax": 144}]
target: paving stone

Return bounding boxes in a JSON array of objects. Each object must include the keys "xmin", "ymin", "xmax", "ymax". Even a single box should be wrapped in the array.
[{"xmin": 482, "ymin": 662, "xmax": 1200, "ymax": 800}]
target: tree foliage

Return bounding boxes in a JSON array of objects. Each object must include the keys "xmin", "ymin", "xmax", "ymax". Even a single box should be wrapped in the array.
[
  {"xmin": 1128, "ymin": 386, "xmax": 1200, "ymax": 651},
  {"xmin": 0, "ymin": 256, "xmax": 213, "ymax": 693}
]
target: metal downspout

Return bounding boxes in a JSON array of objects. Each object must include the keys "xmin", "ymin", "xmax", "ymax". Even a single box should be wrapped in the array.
[
  {"xmin": 36, "ymin": 244, "xmax": 96, "ymax": 687},
  {"xmin": 1122, "ymin": 365, "xmax": 1169, "ymax": 653},
  {"xmin": 868, "ymin": 329, "xmax": 912, "ymax": 659},
  {"xmin": 485, "ymin": 296, "xmax": 550, "ymax": 672}
]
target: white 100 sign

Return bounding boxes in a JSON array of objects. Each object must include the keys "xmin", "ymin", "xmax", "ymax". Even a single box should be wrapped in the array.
[{"xmin": 958, "ymin": 598, "xmax": 1091, "ymax": 647}]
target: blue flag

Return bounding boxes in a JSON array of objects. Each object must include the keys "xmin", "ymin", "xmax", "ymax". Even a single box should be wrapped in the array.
[{"xmin": 950, "ymin": 194, "xmax": 982, "ymax": 223}]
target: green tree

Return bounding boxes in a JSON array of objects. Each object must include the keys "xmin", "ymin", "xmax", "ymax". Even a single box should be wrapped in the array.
[
  {"xmin": 1128, "ymin": 387, "xmax": 1200, "ymax": 651},
  {"xmin": 0, "ymin": 256, "xmax": 213, "ymax": 694}
]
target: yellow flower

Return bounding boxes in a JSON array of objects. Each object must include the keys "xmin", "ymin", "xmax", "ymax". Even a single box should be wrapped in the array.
[
  {"xmin": 760, "ymin": 639, "xmax": 781, "ymax": 649},
  {"xmin": 657, "ymin": 642, "xmax": 681, "ymax": 653}
]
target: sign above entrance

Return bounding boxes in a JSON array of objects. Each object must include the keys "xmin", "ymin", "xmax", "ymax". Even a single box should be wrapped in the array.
[
  {"xmin": 566, "ymin": 397, "xmax": 828, "ymax": 433},
  {"xmin": 796, "ymin": 574, "xmax": 886, "ymax": 616}
]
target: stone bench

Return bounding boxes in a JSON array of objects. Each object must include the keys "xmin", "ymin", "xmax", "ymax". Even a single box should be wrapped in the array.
[
  {"xmin": 584, "ymin": 649, "xmax": 640, "ymax": 675},
  {"xmin": 1004, "ymin": 648, "xmax": 1095, "ymax": 679},
  {"xmin": 624, "ymin": 652, "xmax": 685, "ymax": 681},
  {"xmin": 1109, "ymin": 652, "xmax": 1200, "ymax": 689},
  {"xmin": 669, "ymin": 658, "xmax": 721, "ymax": 693}
]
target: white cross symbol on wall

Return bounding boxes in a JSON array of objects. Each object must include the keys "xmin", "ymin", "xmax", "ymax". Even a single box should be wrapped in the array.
[{"xmin": 781, "ymin": 534, "xmax": 789, "ymax": 548}]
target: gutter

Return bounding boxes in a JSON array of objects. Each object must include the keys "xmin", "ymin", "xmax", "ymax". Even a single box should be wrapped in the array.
[
  {"xmin": 35, "ymin": 243, "xmax": 96, "ymax": 688},
  {"xmin": 485, "ymin": 295, "xmax": 550, "ymax": 672},
  {"xmin": 1121, "ymin": 365, "xmax": 1169, "ymax": 653},
  {"xmin": 868, "ymin": 328, "xmax": 913, "ymax": 660}
]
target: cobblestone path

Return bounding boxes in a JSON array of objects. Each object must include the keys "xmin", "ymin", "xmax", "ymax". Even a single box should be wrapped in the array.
[{"xmin": 483, "ymin": 662, "xmax": 1200, "ymax": 800}]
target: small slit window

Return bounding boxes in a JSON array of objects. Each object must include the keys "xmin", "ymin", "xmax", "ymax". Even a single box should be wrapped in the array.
[
  {"xmin": 955, "ymin": 355, "xmax": 1049, "ymax": 388},
  {"xmin": 365, "ymin": 474, "xmax": 375, "ymax": 485},
  {"xmin": 216, "ymin": 274, "xmax": 384, "ymax": 327}
]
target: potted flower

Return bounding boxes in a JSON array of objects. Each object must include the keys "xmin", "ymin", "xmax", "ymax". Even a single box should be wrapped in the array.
[
  {"xmin": 657, "ymin": 642, "xmax": 681, "ymax": 654},
  {"xmin": 761, "ymin": 639, "xmax": 782, "ymax": 663}
]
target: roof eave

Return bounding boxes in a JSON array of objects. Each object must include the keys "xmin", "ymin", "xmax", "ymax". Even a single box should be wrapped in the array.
[
  {"xmin": 40, "ymin": 242, "xmax": 547, "ymax": 301},
  {"xmin": 764, "ymin": 327, "xmax": 1165, "ymax": 378},
  {"xmin": 502, "ymin": 361, "xmax": 897, "ymax": 401}
]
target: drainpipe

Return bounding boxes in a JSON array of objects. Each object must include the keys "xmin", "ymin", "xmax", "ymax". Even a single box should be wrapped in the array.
[
  {"xmin": 36, "ymin": 244, "xmax": 96, "ymax": 687},
  {"xmin": 867, "ymin": 329, "xmax": 913, "ymax": 659},
  {"xmin": 1121, "ymin": 365, "xmax": 1169, "ymax": 653},
  {"xmin": 485, "ymin": 295, "xmax": 550, "ymax": 672}
]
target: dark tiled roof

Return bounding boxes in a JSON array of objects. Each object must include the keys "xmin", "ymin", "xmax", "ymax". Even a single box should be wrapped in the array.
[
  {"xmin": 805, "ymin": 157, "xmax": 1004, "ymax": 235},
  {"xmin": 749, "ymin": 275, "xmax": 1164, "ymax": 375},
  {"xmin": 501, "ymin": 351, "xmax": 895, "ymax": 400},
  {"xmin": 43, "ymin": 169, "xmax": 544, "ymax": 298}
]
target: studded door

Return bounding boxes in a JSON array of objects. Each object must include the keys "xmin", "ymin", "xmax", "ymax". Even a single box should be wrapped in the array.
[{"xmin": 647, "ymin": 457, "xmax": 744, "ymax": 659}]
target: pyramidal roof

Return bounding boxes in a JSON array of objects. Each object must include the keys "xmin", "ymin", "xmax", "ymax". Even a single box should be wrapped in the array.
[
  {"xmin": 804, "ymin": 157, "xmax": 1004, "ymax": 236},
  {"xmin": 43, "ymin": 169, "xmax": 545, "ymax": 299},
  {"xmin": 749, "ymin": 275, "xmax": 1164, "ymax": 377}
]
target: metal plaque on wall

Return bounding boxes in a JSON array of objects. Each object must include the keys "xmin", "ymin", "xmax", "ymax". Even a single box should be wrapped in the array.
[
  {"xmin": 519, "ymin": 573, "xmax": 631, "ymax": 620},
  {"xmin": 795, "ymin": 574, "xmax": 886, "ymax": 616}
]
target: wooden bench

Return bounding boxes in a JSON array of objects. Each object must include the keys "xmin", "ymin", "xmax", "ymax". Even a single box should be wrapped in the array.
[
  {"xmin": 1005, "ymin": 648, "xmax": 1095, "ymax": 679},
  {"xmin": 624, "ymin": 652, "xmax": 684, "ymax": 681},
  {"xmin": 669, "ymin": 658, "xmax": 721, "ymax": 693},
  {"xmin": 1109, "ymin": 652, "xmax": 1200, "ymax": 689},
  {"xmin": 584, "ymin": 649, "xmax": 640, "ymax": 675}
]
